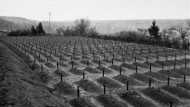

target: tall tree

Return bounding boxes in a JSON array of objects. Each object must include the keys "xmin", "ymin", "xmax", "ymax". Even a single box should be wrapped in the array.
[
  {"xmin": 148, "ymin": 20, "xmax": 160, "ymax": 39},
  {"xmin": 169, "ymin": 21, "xmax": 190, "ymax": 49},
  {"xmin": 36, "ymin": 22, "xmax": 45, "ymax": 35},
  {"xmin": 74, "ymin": 18, "xmax": 90, "ymax": 36},
  {"xmin": 169, "ymin": 21, "xmax": 190, "ymax": 40},
  {"xmin": 31, "ymin": 26, "xmax": 37, "ymax": 35}
]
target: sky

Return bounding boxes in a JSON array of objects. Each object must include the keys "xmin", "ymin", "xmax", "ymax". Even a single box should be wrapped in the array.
[{"xmin": 0, "ymin": 0, "xmax": 190, "ymax": 21}]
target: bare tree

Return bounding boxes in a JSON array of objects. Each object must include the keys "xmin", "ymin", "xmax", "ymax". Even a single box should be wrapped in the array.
[
  {"xmin": 74, "ymin": 18, "xmax": 90, "ymax": 36},
  {"xmin": 160, "ymin": 28, "xmax": 176, "ymax": 41},
  {"xmin": 169, "ymin": 20, "xmax": 190, "ymax": 40}
]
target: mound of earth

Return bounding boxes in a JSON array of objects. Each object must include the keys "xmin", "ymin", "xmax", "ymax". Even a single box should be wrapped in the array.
[{"xmin": 0, "ymin": 42, "xmax": 67, "ymax": 107}]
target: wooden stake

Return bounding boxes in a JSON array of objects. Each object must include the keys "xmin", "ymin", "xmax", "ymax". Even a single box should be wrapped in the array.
[
  {"xmin": 184, "ymin": 75, "xmax": 186, "ymax": 83},
  {"xmin": 119, "ymin": 66, "xmax": 122, "ymax": 75},
  {"xmin": 102, "ymin": 67, "xmax": 105, "ymax": 77},
  {"xmin": 71, "ymin": 61, "xmax": 74, "ymax": 68},
  {"xmin": 170, "ymin": 99, "xmax": 173, "ymax": 107},
  {"xmin": 60, "ymin": 73, "xmax": 63, "ymax": 82},
  {"xmin": 103, "ymin": 84, "xmax": 106, "ymax": 94},
  {"xmin": 57, "ymin": 62, "xmax": 59, "ymax": 70},
  {"xmin": 83, "ymin": 70, "xmax": 85, "ymax": 79},
  {"xmin": 77, "ymin": 86, "xmax": 80, "ymax": 98},
  {"xmin": 111, "ymin": 58, "xmax": 114, "ymax": 65},
  {"xmin": 149, "ymin": 78, "xmax": 151, "ymax": 88},
  {"xmin": 168, "ymin": 76, "xmax": 170, "ymax": 85}
]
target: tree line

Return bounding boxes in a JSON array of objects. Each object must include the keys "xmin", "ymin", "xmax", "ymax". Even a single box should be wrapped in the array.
[
  {"xmin": 8, "ymin": 22, "xmax": 45, "ymax": 36},
  {"xmin": 6, "ymin": 17, "xmax": 190, "ymax": 50},
  {"xmin": 56, "ymin": 18, "xmax": 190, "ymax": 50},
  {"xmin": 56, "ymin": 18, "xmax": 100, "ymax": 38}
]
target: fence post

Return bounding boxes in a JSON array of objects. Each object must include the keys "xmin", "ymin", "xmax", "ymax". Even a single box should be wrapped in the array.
[
  {"xmin": 127, "ymin": 81, "xmax": 129, "ymax": 91},
  {"xmin": 120, "ymin": 66, "xmax": 122, "ymax": 75},
  {"xmin": 57, "ymin": 62, "xmax": 59, "ymax": 70},
  {"xmin": 83, "ymin": 70, "xmax": 85, "ymax": 79},
  {"xmin": 149, "ymin": 78, "xmax": 151, "ymax": 88},
  {"xmin": 77, "ymin": 86, "xmax": 80, "ymax": 98},
  {"xmin": 103, "ymin": 84, "xmax": 106, "ymax": 94},
  {"xmin": 168, "ymin": 76, "xmax": 170, "ymax": 85},
  {"xmin": 184, "ymin": 75, "xmax": 186, "ymax": 83},
  {"xmin": 170, "ymin": 99, "xmax": 173, "ymax": 107},
  {"xmin": 102, "ymin": 67, "xmax": 105, "ymax": 77},
  {"xmin": 60, "ymin": 73, "xmax": 63, "ymax": 82}
]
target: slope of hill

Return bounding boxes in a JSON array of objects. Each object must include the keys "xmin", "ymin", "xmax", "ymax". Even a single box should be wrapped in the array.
[
  {"xmin": 0, "ymin": 18, "xmax": 21, "ymax": 31},
  {"xmin": 0, "ymin": 16, "xmax": 188, "ymax": 34},
  {"xmin": 0, "ymin": 16, "xmax": 37, "ymax": 24},
  {"xmin": 0, "ymin": 16, "xmax": 69, "ymax": 33},
  {"xmin": 0, "ymin": 41, "xmax": 68, "ymax": 106}
]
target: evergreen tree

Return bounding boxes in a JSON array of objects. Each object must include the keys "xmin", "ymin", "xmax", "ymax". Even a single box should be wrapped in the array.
[
  {"xmin": 31, "ymin": 26, "xmax": 37, "ymax": 35},
  {"xmin": 148, "ymin": 20, "xmax": 160, "ymax": 39},
  {"xmin": 36, "ymin": 22, "xmax": 45, "ymax": 35}
]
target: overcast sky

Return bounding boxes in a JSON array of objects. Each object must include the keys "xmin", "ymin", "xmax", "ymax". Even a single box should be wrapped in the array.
[{"xmin": 0, "ymin": 0, "xmax": 189, "ymax": 21}]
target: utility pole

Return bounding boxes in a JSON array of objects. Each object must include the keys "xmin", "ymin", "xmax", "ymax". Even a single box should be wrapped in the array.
[{"xmin": 49, "ymin": 12, "xmax": 51, "ymax": 34}]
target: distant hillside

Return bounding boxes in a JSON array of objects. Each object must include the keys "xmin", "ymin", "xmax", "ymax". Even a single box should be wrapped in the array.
[
  {"xmin": 0, "ymin": 16, "xmax": 70, "ymax": 33},
  {"xmin": 0, "ymin": 18, "xmax": 22, "ymax": 31},
  {"xmin": 92, "ymin": 19, "xmax": 188, "ymax": 34},
  {"xmin": 0, "ymin": 16, "xmax": 37, "ymax": 24},
  {"xmin": 0, "ymin": 16, "xmax": 188, "ymax": 34}
]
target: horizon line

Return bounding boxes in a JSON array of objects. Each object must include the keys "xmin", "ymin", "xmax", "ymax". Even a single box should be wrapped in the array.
[{"xmin": 1, "ymin": 15, "xmax": 190, "ymax": 22}]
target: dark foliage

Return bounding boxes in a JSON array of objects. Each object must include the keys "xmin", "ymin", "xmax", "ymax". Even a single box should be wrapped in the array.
[
  {"xmin": 36, "ymin": 22, "xmax": 45, "ymax": 35},
  {"xmin": 31, "ymin": 26, "xmax": 37, "ymax": 35},
  {"xmin": 8, "ymin": 22, "xmax": 45, "ymax": 36},
  {"xmin": 148, "ymin": 20, "xmax": 160, "ymax": 39}
]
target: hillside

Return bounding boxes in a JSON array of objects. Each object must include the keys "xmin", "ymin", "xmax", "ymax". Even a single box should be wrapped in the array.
[
  {"xmin": 0, "ymin": 16, "xmax": 188, "ymax": 34},
  {"xmin": 0, "ymin": 18, "xmax": 22, "ymax": 31},
  {"xmin": 0, "ymin": 16, "xmax": 71, "ymax": 33},
  {"xmin": 0, "ymin": 41, "xmax": 68, "ymax": 106}
]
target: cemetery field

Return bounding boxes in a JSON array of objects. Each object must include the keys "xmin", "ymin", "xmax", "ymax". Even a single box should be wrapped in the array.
[{"xmin": 1, "ymin": 35, "xmax": 190, "ymax": 107}]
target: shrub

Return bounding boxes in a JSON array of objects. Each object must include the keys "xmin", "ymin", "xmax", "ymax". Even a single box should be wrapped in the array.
[{"xmin": 171, "ymin": 37, "xmax": 181, "ymax": 49}]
